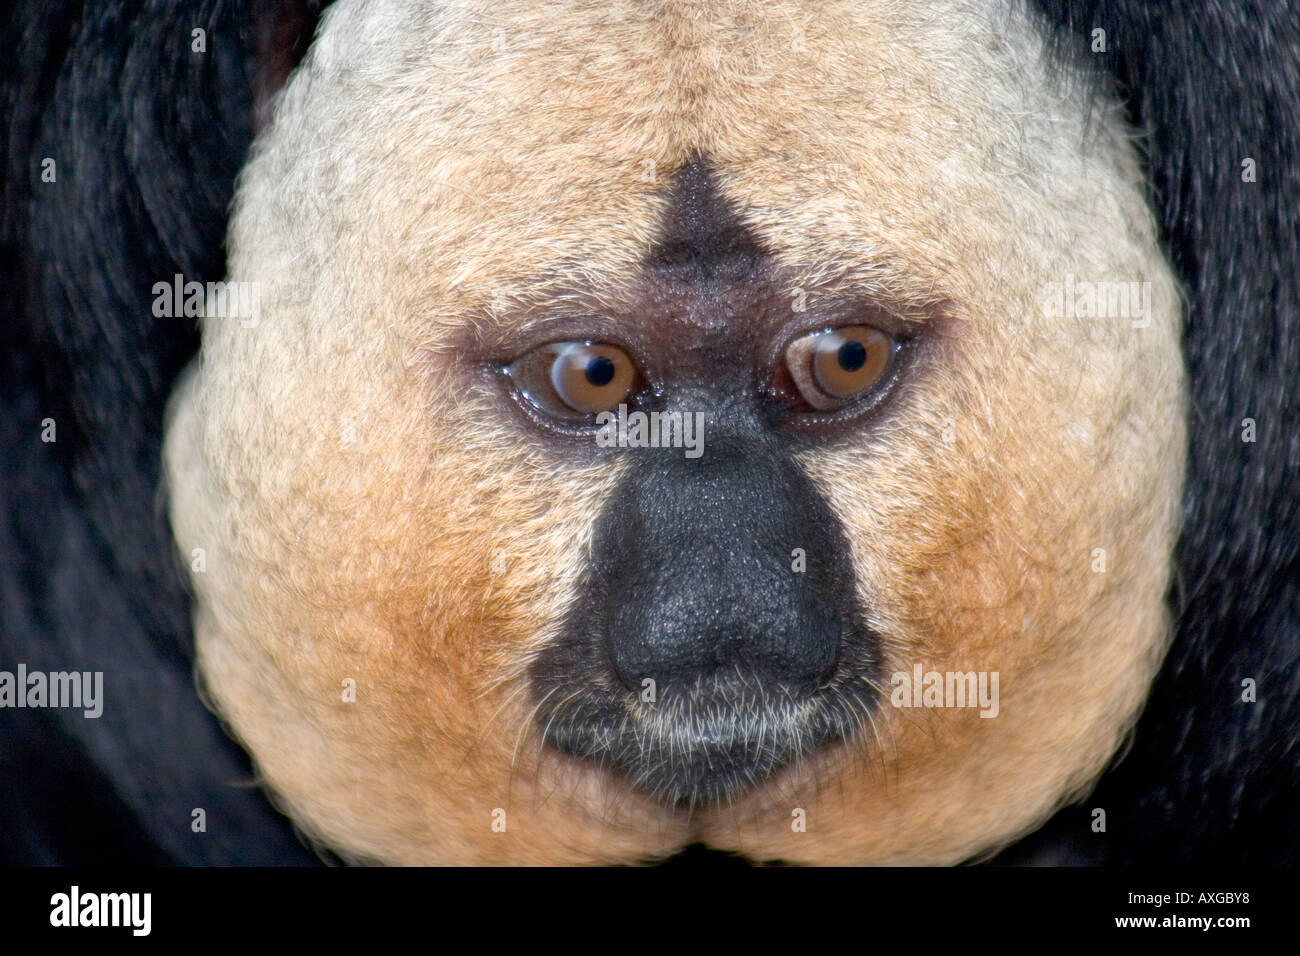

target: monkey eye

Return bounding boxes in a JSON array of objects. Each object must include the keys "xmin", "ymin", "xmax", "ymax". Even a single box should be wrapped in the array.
[
  {"xmin": 781, "ymin": 325, "xmax": 895, "ymax": 412},
  {"xmin": 506, "ymin": 341, "xmax": 638, "ymax": 419}
]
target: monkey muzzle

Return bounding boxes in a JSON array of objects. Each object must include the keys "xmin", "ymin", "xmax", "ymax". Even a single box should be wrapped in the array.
[{"xmin": 529, "ymin": 417, "xmax": 882, "ymax": 806}]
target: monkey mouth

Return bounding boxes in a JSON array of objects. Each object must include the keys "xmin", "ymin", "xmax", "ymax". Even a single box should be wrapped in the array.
[{"xmin": 534, "ymin": 671, "xmax": 878, "ymax": 807}]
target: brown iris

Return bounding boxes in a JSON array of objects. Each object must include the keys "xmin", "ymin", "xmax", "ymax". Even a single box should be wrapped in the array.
[
  {"xmin": 507, "ymin": 341, "xmax": 637, "ymax": 418},
  {"xmin": 784, "ymin": 326, "xmax": 893, "ymax": 411}
]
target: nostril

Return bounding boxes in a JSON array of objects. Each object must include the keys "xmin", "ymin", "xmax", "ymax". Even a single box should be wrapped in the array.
[{"xmin": 607, "ymin": 600, "xmax": 842, "ymax": 696}]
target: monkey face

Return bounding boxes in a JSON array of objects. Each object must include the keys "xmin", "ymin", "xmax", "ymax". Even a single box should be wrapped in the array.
[{"xmin": 164, "ymin": 0, "xmax": 1186, "ymax": 865}]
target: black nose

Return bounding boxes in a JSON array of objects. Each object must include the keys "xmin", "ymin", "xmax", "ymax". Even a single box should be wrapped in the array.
[{"xmin": 591, "ymin": 423, "xmax": 851, "ymax": 696}]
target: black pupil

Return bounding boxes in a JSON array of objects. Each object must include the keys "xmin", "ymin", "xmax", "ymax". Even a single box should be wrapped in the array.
[
  {"xmin": 585, "ymin": 355, "xmax": 616, "ymax": 387},
  {"xmin": 837, "ymin": 340, "xmax": 867, "ymax": 372}
]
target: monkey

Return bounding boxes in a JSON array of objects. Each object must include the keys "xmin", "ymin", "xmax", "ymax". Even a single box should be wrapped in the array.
[{"xmin": 1, "ymin": 0, "xmax": 1296, "ymax": 866}]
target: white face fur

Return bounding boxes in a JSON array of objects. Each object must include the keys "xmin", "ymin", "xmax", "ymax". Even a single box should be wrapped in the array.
[{"xmin": 165, "ymin": 0, "xmax": 1185, "ymax": 864}]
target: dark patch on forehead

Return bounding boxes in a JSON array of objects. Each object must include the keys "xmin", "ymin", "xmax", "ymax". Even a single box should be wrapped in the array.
[{"xmin": 646, "ymin": 157, "xmax": 770, "ymax": 281}]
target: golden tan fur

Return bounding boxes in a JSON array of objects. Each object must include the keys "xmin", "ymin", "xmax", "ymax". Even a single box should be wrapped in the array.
[{"xmin": 165, "ymin": 0, "xmax": 1185, "ymax": 864}]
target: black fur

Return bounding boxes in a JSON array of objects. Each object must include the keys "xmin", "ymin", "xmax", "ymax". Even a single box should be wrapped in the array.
[
  {"xmin": 1, "ymin": 0, "xmax": 1295, "ymax": 864},
  {"xmin": 0, "ymin": 0, "xmax": 324, "ymax": 864},
  {"xmin": 997, "ymin": 0, "xmax": 1300, "ymax": 866}
]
